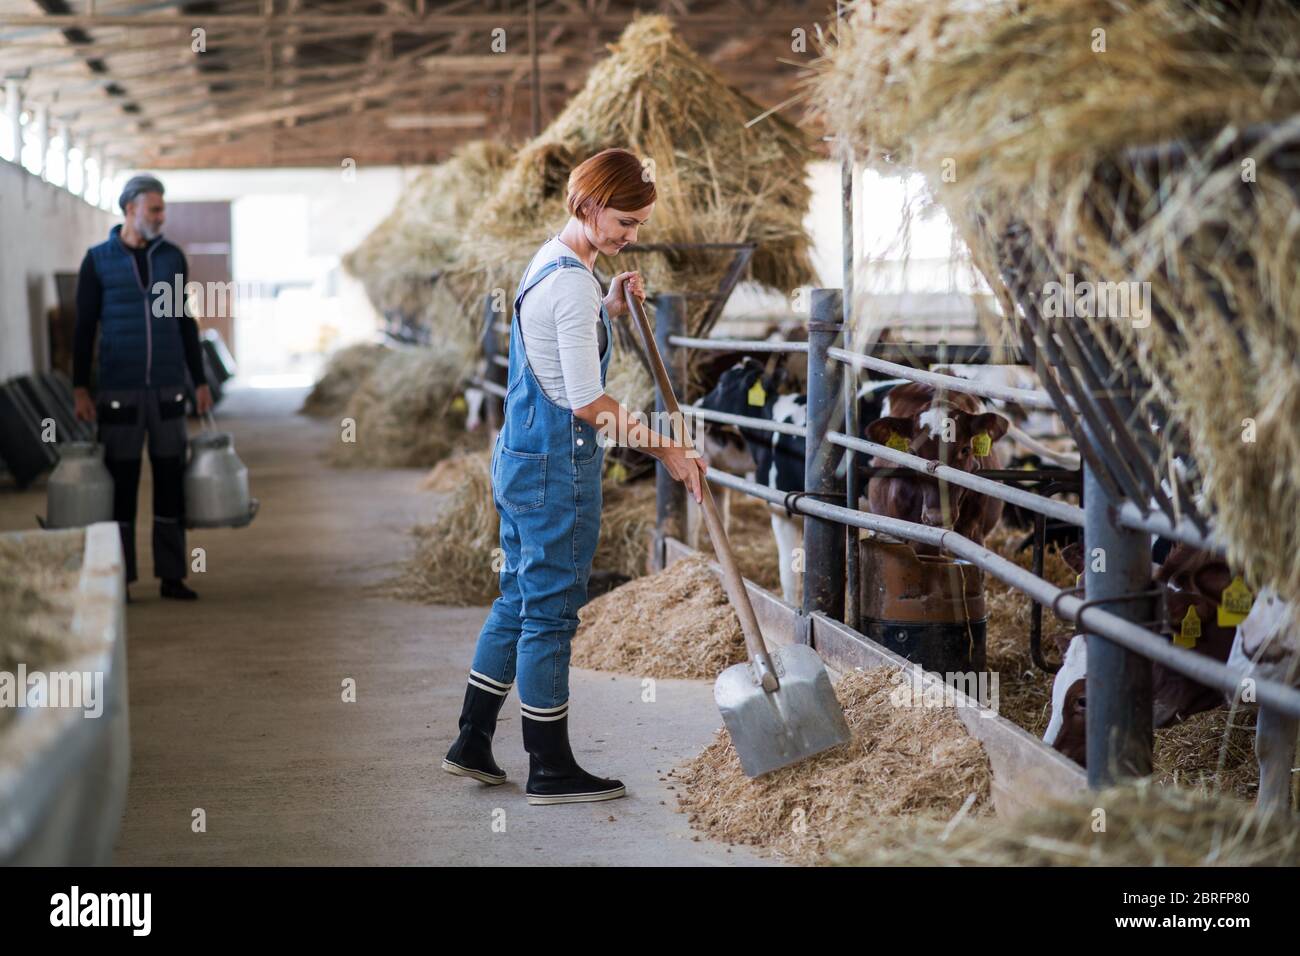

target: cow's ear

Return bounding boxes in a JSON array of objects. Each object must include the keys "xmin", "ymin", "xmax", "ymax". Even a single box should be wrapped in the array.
[
  {"xmin": 968, "ymin": 412, "xmax": 1009, "ymax": 443},
  {"xmin": 866, "ymin": 416, "xmax": 913, "ymax": 445}
]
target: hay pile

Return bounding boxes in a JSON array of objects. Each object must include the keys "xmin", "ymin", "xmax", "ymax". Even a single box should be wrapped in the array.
[
  {"xmin": 1154, "ymin": 706, "xmax": 1260, "ymax": 802},
  {"xmin": 981, "ymin": 525, "xmax": 1077, "ymax": 737},
  {"xmin": 300, "ymin": 342, "xmax": 389, "ymax": 418},
  {"xmin": 571, "ymin": 552, "xmax": 746, "ymax": 679},
  {"xmin": 343, "ymin": 140, "xmax": 511, "ymax": 350},
  {"xmin": 0, "ymin": 532, "xmax": 87, "ymax": 731},
  {"xmin": 390, "ymin": 454, "xmax": 657, "ymax": 606},
  {"xmin": 674, "ymin": 667, "xmax": 994, "ymax": 863},
  {"xmin": 328, "ymin": 346, "xmax": 480, "ymax": 469},
  {"xmin": 459, "ymin": 16, "xmax": 816, "ymax": 398},
  {"xmin": 833, "ymin": 779, "xmax": 1300, "ymax": 866},
  {"xmin": 812, "ymin": 0, "xmax": 1300, "ymax": 607}
]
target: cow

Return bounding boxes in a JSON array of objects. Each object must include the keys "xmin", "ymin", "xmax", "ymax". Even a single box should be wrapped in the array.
[
  {"xmin": 862, "ymin": 381, "xmax": 1011, "ymax": 555},
  {"xmin": 1226, "ymin": 589, "xmax": 1299, "ymax": 816},
  {"xmin": 1044, "ymin": 543, "xmax": 1244, "ymax": 766},
  {"xmin": 690, "ymin": 356, "xmax": 903, "ymax": 604}
]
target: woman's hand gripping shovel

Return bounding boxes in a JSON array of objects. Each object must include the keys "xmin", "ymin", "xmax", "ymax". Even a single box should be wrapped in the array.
[{"xmin": 623, "ymin": 287, "xmax": 851, "ymax": 777}]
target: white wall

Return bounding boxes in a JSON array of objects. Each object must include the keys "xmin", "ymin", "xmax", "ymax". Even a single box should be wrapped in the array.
[{"xmin": 0, "ymin": 158, "xmax": 115, "ymax": 380}]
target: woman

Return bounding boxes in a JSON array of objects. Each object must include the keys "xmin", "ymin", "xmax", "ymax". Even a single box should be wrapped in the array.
[{"xmin": 442, "ymin": 148, "xmax": 708, "ymax": 805}]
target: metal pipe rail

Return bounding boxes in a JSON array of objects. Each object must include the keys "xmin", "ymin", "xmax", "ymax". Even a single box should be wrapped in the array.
[
  {"xmin": 702, "ymin": 467, "xmax": 1300, "ymax": 720},
  {"xmin": 827, "ymin": 430, "xmax": 1086, "ymax": 528},
  {"xmin": 826, "ymin": 345, "xmax": 1058, "ymax": 411},
  {"xmin": 1115, "ymin": 502, "xmax": 1223, "ymax": 554},
  {"xmin": 678, "ymin": 403, "xmax": 806, "ymax": 438},
  {"xmin": 665, "ymin": 335, "xmax": 808, "ymax": 354}
]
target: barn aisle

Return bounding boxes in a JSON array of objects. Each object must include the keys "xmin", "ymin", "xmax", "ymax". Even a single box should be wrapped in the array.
[{"xmin": 0, "ymin": 386, "xmax": 770, "ymax": 866}]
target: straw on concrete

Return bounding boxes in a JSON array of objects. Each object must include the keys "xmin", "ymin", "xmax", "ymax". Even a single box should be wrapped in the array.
[
  {"xmin": 673, "ymin": 666, "xmax": 994, "ymax": 863},
  {"xmin": 571, "ymin": 552, "xmax": 746, "ymax": 679},
  {"xmin": 833, "ymin": 778, "xmax": 1299, "ymax": 866}
]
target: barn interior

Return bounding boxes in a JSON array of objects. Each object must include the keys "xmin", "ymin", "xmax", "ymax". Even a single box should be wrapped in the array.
[{"xmin": 1, "ymin": 0, "xmax": 1298, "ymax": 874}]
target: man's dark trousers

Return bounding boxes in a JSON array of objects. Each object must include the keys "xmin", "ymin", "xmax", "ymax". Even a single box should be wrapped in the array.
[{"xmin": 95, "ymin": 386, "xmax": 189, "ymax": 583}]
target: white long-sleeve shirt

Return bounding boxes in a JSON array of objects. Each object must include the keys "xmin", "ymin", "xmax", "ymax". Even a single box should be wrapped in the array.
[{"xmin": 517, "ymin": 236, "xmax": 608, "ymax": 410}]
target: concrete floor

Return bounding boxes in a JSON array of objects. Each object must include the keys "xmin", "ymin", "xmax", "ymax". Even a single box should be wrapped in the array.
[{"xmin": 0, "ymin": 385, "xmax": 771, "ymax": 866}]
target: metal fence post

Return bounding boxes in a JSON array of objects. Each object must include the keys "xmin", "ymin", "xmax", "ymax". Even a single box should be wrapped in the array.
[
  {"xmin": 803, "ymin": 288, "xmax": 846, "ymax": 635},
  {"xmin": 1083, "ymin": 449, "xmax": 1154, "ymax": 787},
  {"xmin": 653, "ymin": 294, "xmax": 687, "ymax": 571},
  {"xmin": 481, "ymin": 292, "xmax": 506, "ymax": 433}
]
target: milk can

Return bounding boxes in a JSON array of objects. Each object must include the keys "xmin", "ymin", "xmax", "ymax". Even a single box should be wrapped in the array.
[
  {"xmin": 43, "ymin": 441, "xmax": 114, "ymax": 529},
  {"xmin": 184, "ymin": 417, "xmax": 258, "ymax": 528}
]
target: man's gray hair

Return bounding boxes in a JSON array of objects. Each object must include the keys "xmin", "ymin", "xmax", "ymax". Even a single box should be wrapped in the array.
[{"xmin": 118, "ymin": 174, "xmax": 165, "ymax": 212}]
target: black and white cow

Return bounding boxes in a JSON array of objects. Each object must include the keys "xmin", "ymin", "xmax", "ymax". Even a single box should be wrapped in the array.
[{"xmin": 692, "ymin": 356, "xmax": 903, "ymax": 603}]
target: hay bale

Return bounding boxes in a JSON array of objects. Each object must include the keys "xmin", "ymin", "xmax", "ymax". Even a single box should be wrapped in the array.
[
  {"xmin": 343, "ymin": 140, "xmax": 512, "ymax": 340},
  {"xmin": 300, "ymin": 342, "xmax": 389, "ymax": 418},
  {"xmin": 673, "ymin": 667, "xmax": 994, "ymax": 863},
  {"xmin": 572, "ymin": 552, "xmax": 746, "ymax": 679},
  {"xmin": 392, "ymin": 458, "xmax": 656, "ymax": 607},
  {"xmin": 328, "ymin": 346, "xmax": 480, "ymax": 469},
  {"xmin": 833, "ymin": 779, "xmax": 1300, "ymax": 866},
  {"xmin": 0, "ymin": 533, "xmax": 87, "ymax": 732},
  {"xmin": 812, "ymin": 0, "xmax": 1300, "ymax": 606},
  {"xmin": 389, "ymin": 449, "xmax": 501, "ymax": 606},
  {"xmin": 459, "ymin": 15, "xmax": 816, "ymax": 391}
]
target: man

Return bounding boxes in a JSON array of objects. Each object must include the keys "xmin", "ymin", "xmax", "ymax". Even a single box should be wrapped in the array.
[{"xmin": 72, "ymin": 174, "xmax": 213, "ymax": 601}]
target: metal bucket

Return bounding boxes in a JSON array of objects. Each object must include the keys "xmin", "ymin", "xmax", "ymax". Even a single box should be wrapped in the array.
[
  {"xmin": 859, "ymin": 532, "xmax": 987, "ymax": 673},
  {"xmin": 184, "ymin": 431, "xmax": 257, "ymax": 528},
  {"xmin": 44, "ymin": 441, "xmax": 114, "ymax": 529}
]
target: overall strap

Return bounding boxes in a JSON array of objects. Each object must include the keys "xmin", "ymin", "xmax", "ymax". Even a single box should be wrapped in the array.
[{"xmin": 513, "ymin": 254, "xmax": 595, "ymax": 316}]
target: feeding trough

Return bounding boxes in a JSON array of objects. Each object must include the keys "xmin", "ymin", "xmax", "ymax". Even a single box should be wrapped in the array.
[
  {"xmin": 0, "ymin": 523, "xmax": 130, "ymax": 865},
  {"xmin": 859, "ymin": 532, "xmax": 987, "ymax": 674}
]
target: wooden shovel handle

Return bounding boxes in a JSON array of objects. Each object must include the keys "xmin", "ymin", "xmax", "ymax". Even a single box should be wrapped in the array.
[{"xmin": 623, "ymin": 288, "xmax": 777, "ymax": 686}]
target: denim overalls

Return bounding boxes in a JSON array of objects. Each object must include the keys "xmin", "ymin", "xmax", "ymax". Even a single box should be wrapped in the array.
[{"xmin": 468, "ymin": 252, "xmax": 613, "ymax": 719}]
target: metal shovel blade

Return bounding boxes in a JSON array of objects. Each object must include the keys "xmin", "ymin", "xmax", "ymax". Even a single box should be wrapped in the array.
[{"xmin": 715, "ymin": 643, "xmax": 852, "ymax": 778}]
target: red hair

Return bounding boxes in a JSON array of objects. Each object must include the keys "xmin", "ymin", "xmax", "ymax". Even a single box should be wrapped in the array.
[{"xmin": 566, "ymin": 148, "xmax": 656, "ymax": 222}]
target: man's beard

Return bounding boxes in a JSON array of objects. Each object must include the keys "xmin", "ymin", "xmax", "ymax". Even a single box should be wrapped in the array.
[{"xmin": 139, "ymin": 220, "xmax": 161, "ymax": 240}]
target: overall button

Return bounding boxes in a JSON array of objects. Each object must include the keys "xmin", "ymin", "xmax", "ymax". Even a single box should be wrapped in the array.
[{"xmin": 576, "ymin": 438, "xmax": 584, "ymax": 446}]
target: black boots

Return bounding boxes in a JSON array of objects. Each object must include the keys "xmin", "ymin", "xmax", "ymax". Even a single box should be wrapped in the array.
[
  {"xmin": 160, "ymin": 578, "xmax": 198, "ymax": 600},
  {"xmin": 442, "ymin": 679, "xmax": 509, "ymax": 785},
  {"xmin": 522, "ymin": 711, "xmax": 625, "ymax": 806}
]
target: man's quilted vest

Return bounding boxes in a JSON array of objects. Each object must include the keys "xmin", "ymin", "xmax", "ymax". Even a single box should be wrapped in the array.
[{"xmin": 88, "ymin": 224, "xmax": 188, "ymax": 389}]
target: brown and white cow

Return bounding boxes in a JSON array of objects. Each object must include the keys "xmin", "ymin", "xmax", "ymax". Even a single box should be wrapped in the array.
[
  {"xmin": 864, "ymin": 381, "xmax": 1011, "ymax": 554},
  {"xmin": 1044, "ymin": 543, "xmax": 1243, "ymax": 766}
]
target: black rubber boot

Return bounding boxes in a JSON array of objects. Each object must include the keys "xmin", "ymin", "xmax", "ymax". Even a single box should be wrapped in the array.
[
  {"xmin": 522, "ymin": 711, "xmax": 625, "ymax": 806},
  {"xmin": 442, "ymin": 681, "xmax": 509, "ymax": 785},
  {"xmin": 160, "ymin": 578, "xmax": 198, "ymax": 600}
]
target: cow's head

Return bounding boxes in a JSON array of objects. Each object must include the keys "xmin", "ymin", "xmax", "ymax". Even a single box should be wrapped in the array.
[
  {"xmin": 865, "ymin": 405, "xmax": 1009, "ymax": 527},
  {"xmin": 1044, "ymin": 633, "xmax": 1088, "ymax": 766}
]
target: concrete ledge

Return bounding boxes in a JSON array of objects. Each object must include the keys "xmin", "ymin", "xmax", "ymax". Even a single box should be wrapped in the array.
[{"xmin": 663, "ymin": 535, "xmax": 1086, "ymax": 817}]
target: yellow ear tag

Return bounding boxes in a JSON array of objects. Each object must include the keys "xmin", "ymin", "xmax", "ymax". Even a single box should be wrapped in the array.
[
  {"xmin": 886, "ymin": 432, "xmax": 910, "ymax": 453},
  {"xmin": 747, "ymin": 380, "xmax": 766, "ymax": 407},
  {"xmin": 607, "ymin": 461, "xmax": 628, "ymax": 483},
  {"xmin": 451, "ymin": 395, "xmax": 467, "ymax": 412},
  {"xmin": 972, "ymin": 432, "xmax": 992, "ymax": 457},
  {"xmin": 1218, "ymin": 577, "xmax": 1254, "ymax": 628},
  {"xmin": 1176, "ymin": 606, "xmax": 1201, "ymax": 648}
]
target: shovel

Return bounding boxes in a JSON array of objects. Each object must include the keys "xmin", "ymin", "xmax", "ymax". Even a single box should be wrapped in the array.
[{"xmin": 623, "ymin": 287, "xmax": 851, "ymax": 777}]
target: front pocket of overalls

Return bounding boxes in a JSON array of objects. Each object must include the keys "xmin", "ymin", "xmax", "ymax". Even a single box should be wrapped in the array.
[{"xmin": 495, "ymin": 446, "xmax": 547, "ymax": 513}]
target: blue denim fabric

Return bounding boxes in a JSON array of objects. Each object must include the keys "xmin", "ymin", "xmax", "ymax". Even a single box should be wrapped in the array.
[{"xmin": 467, "ymin": 253, "xmax": 613, "ymax": 712}]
